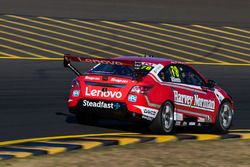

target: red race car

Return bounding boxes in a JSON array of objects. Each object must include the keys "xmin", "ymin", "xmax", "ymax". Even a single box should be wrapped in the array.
[{"xmin": 64, "ymin": 54, "xmax": 234, "ymax": 134}]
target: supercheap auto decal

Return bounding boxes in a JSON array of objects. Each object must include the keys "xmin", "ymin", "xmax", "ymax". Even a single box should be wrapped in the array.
[{"xmin": 84, "ymin": 76, "xmax": 101, "ymax": 81}]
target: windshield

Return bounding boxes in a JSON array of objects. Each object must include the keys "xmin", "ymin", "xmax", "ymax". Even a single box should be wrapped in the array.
[{"xmin": 88, "ymin": 64, "xmax": 153, "ymax": 77}]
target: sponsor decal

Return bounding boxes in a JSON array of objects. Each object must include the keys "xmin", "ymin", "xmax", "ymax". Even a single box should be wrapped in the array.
[
  {"xmin": 72, "ymin": 90, "xmax": 80, "ymax": 97},
  {"xmin": 175, "ymin": 121, "xmax": 181, "ymax": 126},
  {"xmin": 142, "ymin": 115, "xmax": 153, "ymax": 121},
  {"xmin": 171, "ymin": 77, "xmax": 181, "ymax": 83},
  {"xmin": 84, "ymin": 76, "xmax": 101, "ymax": 81},
  {"xmin": 141, "ymin": 62, "xmax": 155, "ymax": 66},
  {"xmin": 85, "ymin": 87, "xmax": 122, "ymax": 99},
  {"xmin": 214, "ymin": 88, "xmax": 225, "ymax": 103},
  {"xmin": 134, "ymin": 105, "xmax": 159, "ymax": 118},
  {"xmin": 82, "ymin": 100, "xmax": 119, "ymax": 109},
  {"xmin": 113, "ymin": 103, "xmax": 121, "ymax": 110},
  {"xmin": 197, "ymin": 117, "xmax": 205, "ymax": 123},
  {"xmin": 85, "ymin": 59, "xmax": 123, "ymax": 65},
  {"xmin": 143, "ymin": 108, "xmax": 158, "ymax": 117},
  {"xmin": 151, "ymin": 64, "xmax": 164, "ymax": 75},
  {"xmin": 193, "ymin": 95, "xmax": 215, "ymax": 111},
  {"xmin": 182, "ymin": 121, "xmax": 187, "ymax": 126},
  {"xmin": 189, "ymin": 122, "xmax": 196, "ymax": 126},
  {"xmin": 174, "ymin": 112, "xmax": 183, "ymax": 121},
  {"xmin": 174, "ymin": 90, "xmax": 193, "ymax": 107},
  {"xmin": 173, "ymin": 90, "xmax": 215, "ymax": 111},
  {"xmin": 110, "ymin": 78, "xmax": 128, "ymax": 83},
  {"xmin": 128, "ymin": 95, "xmax": 137, "ymax": 102}
]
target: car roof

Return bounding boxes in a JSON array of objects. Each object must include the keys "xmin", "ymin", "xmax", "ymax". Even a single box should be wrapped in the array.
[{"xmin": 113, "ymin": 56, "xmax": 184, "ymax": 66}]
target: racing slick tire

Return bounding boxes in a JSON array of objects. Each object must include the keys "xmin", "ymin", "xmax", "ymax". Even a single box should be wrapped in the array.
[
  {"xmin": 76, "ymin": 112, "xmax": 98, "ymax": 125},
  {"xmin": 149, "ymin": 101, "xmax": 175, "ymax": 134},
  {"xmin": 213, "ymin": 100, "xmax": 233, "ymax": 133}
]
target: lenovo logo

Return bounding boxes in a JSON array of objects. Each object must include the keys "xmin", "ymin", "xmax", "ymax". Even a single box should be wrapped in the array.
[{"xmin": 85, "ymin": 87, "xmax": 122, "ymax": 99}]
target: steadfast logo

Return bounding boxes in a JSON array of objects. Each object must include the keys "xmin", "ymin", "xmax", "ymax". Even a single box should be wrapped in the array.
[
  {"xmin": 85, "ymin": 87, "xmax": 122, "ymax": 99},
  {"xmin": 83, "ymin": 100, "xmax": 114, "ymax": 109},
  {"xmin": 173, "ymin": 90, "xmax": 215, "ymax": 111}
]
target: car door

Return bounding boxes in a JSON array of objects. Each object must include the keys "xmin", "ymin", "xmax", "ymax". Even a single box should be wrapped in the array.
[
  {"xmin": 158, "ymin": 64, "xmax": 194, "ymax": 117},
  {"xmin": 178, "ymin": 64, "xmax": 218, "ymax": 122},
  {"xmin": 158, "ymin": 64, "xmax": 218, "ymax": 123}
]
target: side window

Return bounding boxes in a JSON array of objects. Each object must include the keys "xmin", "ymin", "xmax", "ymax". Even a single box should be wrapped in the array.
[
  {"xmin": 179, "ymin": 65, "xmax": 205, "ymax": 86},
  {"xmin": 158, "ymin": 65, "xmax": 181, "ymax": 83}
]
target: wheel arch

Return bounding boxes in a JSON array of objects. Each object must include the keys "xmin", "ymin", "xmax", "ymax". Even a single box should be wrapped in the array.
[
  {"xmin": 221, "ymin": 98, "xmax": 232, "ymax": 105},
  {"xmin": 212, "ymin": 98, "xmax": 234, "ymax": 133},
  {"xmin": 219, "ymin": 98, "xmax": 234, "ymax": 112},
  {"xmin": 159, "ymin": 99, "xmax": 175, "ymax": 111},
  {"xmin": 149, "ymin": 98, "xmax": 175, "ymax": 134},
  {"xmin": 214, "ymin": 98, "xmax": 232, "ymax": 122}
]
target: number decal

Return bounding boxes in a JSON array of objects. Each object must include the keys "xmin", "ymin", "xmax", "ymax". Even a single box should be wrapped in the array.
[
  {"xmin": 141, "ymin": 65, "xmax": 152, "ymax": 71},
  {"xmin": 170, "ymin": 66, "xmax": 179, "ymax": 78}
]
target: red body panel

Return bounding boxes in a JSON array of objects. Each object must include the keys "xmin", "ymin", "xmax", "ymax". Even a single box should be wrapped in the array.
[{"xmin": 67, "ymin": 56, "xmax": 235, "ymax": 126}]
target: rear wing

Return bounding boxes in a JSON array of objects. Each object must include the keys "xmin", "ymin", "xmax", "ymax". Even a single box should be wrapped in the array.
[{"xmin": 64, "ymin": 54, "xmax": 142, "ymax": 76}]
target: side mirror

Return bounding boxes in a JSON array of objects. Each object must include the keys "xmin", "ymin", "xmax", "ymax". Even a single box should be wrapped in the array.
[{"xmin": 206, "ymin": 79, "xmax": 216, "ymax": 88}]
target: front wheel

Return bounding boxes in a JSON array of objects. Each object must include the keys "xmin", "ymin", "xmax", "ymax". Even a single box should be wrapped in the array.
[
  {"xmin": 149, "ymin": 101, "xmax": 175, "ymax": 134},
  {"xmin": 213, "ymin": 101, "xmax": 233, "ymax": 133}
]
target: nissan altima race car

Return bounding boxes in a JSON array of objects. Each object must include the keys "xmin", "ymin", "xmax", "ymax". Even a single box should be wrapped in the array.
[{"xmin": 64, "ymin": 54, "xmax": 234, "ymax": 134}]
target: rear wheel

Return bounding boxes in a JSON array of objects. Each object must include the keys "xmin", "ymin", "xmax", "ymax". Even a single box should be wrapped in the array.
[
  {"xmin": 213, "ymin": 101, "xmax": 233, "ymax": 133},
  {"xmin": 149, "ymin": 101, "xmax": 175, "ymax": 134}
]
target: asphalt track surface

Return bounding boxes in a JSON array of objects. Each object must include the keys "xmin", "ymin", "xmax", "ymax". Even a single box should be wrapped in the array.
[
  {"xmin": 0, "ymin": 0, "xmax": 249, "ymax": 26},
  {"xmin": 0, "ymin": 60, "xmax": 249, "ymax": 142},
  {"xmin": 0, "ymin": 0, "xmax": 249, "ymax": 141}
]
